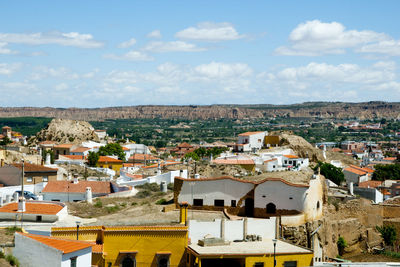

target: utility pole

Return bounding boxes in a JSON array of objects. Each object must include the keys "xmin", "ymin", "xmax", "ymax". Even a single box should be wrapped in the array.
[{"xmin": 20, "ymin": 160, "xmax": 24, "ymax": 229}]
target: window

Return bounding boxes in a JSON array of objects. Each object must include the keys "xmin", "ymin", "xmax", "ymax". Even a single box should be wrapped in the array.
[
  {"xmin": 193, "ymin": 199, "xmax": 203, "ymax": 206},
  {"xmin": 317, "ymin": 201, "xmax": 320, "ymax": 210},
  {"xmin": 284, "ymin": 261, "xmax": 297, "ymax": 267},
  {"xmin": 266, "ymin": 202, "xmax": 276, "ymax": 214},
  {"xmin": 273, "ymin": 165, "xmax": 276, "ymax": 168},
  {"xmin": 254, "ymin": 263, "xmax": 264, "ymax": 267},
  {"xmin": 108, "ymin": 263, "xmax": 112, "ymax": 267},
  {"xmin": 42, "ymin": 176, "xmax": 48, "ymax": 182},
  {"xmin": 284, "ymin": 160, "xmax": 287, "ymax": 164},
  {"xmin": 214, "ymin": 199, "xmax": 224, "ymax": 207},
  {"xmin": 121, "ymin": 256, "xmax": 136, "ymax": 267},
  {"xmin": 51, "ymin": 199, "xmax": 60, "ymax": 202},
  {"xmin": 26, "ymin": 177, "xmax": 33, "ymax": 182},
  {"xmin": 231, "ymin": 200, "xmax": 236, "ymax": 207},
  {"xmin": 70, "ymin": 257, "xmax": 77, "ymax": 267},
  {"xmin": 158, "ymin": 256, "xmax": 169, "ymax": 267},
  {"xmin": 36, "ymin": 216, "xmax": 42, "ymax": 222}
]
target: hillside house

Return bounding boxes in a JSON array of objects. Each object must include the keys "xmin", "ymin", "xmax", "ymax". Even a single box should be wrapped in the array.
[
  {"xmin": 0, "ymin": 163, "xmax": 58, "ymax": 186},
  {"xmin": 38, "ymin": 140, "xmax": 58, "ymax": 152},
  {"xmin": 53, "ymin": 144, "xmax": 76, "ymax": 159},
  {"xmin": 344, "ymin": 165, "xmax": 374, "ymax": 186},
  {"xmin": 171, "ymin": 142, "xmax": 195, "ymax": 157},
  {"xmin": 70, "ymin": 146, "xmax": 92, "ymax": 156},
  {"xmin": 128, "ymin": 153, "xmax": 159, "ymax": 165},
  {"xmin": 0, "ymin": 201, "xmax": 67, "ymax": 222},
  {"xmin": 14, "ymin": 232, "xmax": 93, "ymax": 267},
  {"xmin": 234, "ymin": 131, "xmax": 267, "ymax": 153},
  {"xmin": 282, "ymin": 155, "xmax": 309, "ymax": 170},
  {"xmin": 96, "ymin": 156, "xmax": 123, "ymax": 175},
  {"xmin": 174, "ymin": 175, "xmax": 323, "ymax": 222},
  {"xmin": 212, "ymin": 157, "xmax": 255, "ymax": 172}
]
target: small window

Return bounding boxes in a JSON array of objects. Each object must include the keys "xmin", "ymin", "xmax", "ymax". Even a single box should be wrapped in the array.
[
  {"xmin": 158, "ymin": 257, "xmax": 169, "ymax": 267},
  {"xmin": 214, "ymin": 199, "xmax": 224, "ymax": 207},
  {"xmin": 193, "ymin": 199, "xmax": 203, "ymax": 206},
  {"xmin": 317, "ymin": 201, "xmax": 320, "ymax": 210},
  {"xmin": 231, "ymin": 200, "xmax": 236, "ymax": 207},
  {"xmin": 284, "ymin": 160, "xmax": 287, "ymax": 164},
  {"xmin": 36, "ymin": 216, "xmax": 42, "ymax": 222},
  {"xmin": 254, "ymin": 263, "xmax": 264, "ymax": 267},
  {"xmin": 26, "ymin": 177, "xmax": 33, "ymax": 182},
  {"xmin": 284, "ymin": 261, "xmax": 297, "ymax": 267},
  {"xmin": 289, "ymin": 197, "xmax": 293, "ymax": 200},
  {"xmin": 273, "ymin": 165, "xmax": 276, "ymax": 168},
  {"xmin": 51, "ymin": 199, "xmax": 60, "ymax": 202},
  {"xmin": 70, "ymin": 257, "xmax": 77, "ymax": 267},
  {"xmin": 42, "ymin": 176, "xmax": 48, "ymax": 182},
  {"xmin": 108, "ymin": 263, "xmax": 112, "ymax": 267}
]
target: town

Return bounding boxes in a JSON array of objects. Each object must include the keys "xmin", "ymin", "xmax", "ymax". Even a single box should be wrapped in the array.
[{"xmin": 0, "ymin": 116, "xmax": 399, "ymax": 267}]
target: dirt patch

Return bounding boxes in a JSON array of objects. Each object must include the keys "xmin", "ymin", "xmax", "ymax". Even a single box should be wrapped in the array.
[
  {"xmin": 343, "ymin": 252, "xmax": 400, "ymax": 262},
  {"xmin": 0, "ymin": 227, "xmax": 19, "ymax": 244},
  {"xmin": 0, "ymin": 258, "xmax": 12, "ymax": 267}
]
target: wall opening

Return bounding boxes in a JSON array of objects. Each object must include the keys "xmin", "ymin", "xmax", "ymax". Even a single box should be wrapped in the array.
[
  {"xmin": 214, "ymin": 199, "xmax": 224, "ymax": 207},
  {"xmin": 193, "ymin": 199, "xmax": 203, "ymax": 206},
  {"xmin": 266, "ymin": 202, "xmax": 276, "ymax": 214},
  {"xmin": 245, "ymin": 198, "xmax": 254, "ymax": 217}
]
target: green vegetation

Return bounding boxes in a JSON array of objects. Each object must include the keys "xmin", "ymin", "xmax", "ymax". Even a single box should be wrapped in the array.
[
  {"xmin": 156, "ymin": 198, "xmax": 168, "ymax": 205},
  {"xmin": 379, "ymin": 250, "xmax": 400, "ymax": 259},
  {"xmin": 373, "ymin": 164, "xmax": 400, "ymax": 181},
  {"xmin": 5, "ymin": 254, "xmax": 19, "ymax": 266},
  {"xmin": 136, "ymin": 183, "xmax": 160, "ymax": 192},
  {"xmin": 94, "ymin": 199, "xmax": 103, "ymax": 208},
  {"xmin": 0, "ymin": 136, "xmax": 12, "ymax": 146},
  {"xmin": 136, "ymin": 190, "xmax": 151, "ymax": 198},
  {"xmin": 376, "ymin": 225, "xmax": 397, "ymax": 246},
  {"xmin": 0, "ymin": 117, "xmax": 51, "ymax": 137},
  {"xmin": 41, "ymin": 149, "xmax": 55, "ymax": 164},
  {"xmin": 0, "ymin": 250, "xmax": 4, "ymax": 258},
  {"xmin": 98, "ymin": 143, "xmax": 125, "ymax": 160},
  {"xmin": 337, "ymin": 236, "xmax": 347, "ymax": 256},
  {"xmin": 106, "ymin": 205, "xmax": 120, "ymax": 213},
  {"xmin": 87, "ymin": 151, "xmax": 100, "ymax": 167},
  {"xmin": 314, "ymin": 162, "xmax": 345, "ymax": 186},
  {"xmin": 6, "ymin": 226, "xmax": 22, "ymax": 235}
]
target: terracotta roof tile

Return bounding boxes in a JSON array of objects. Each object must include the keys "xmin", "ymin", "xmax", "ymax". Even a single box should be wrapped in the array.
[
  {"xmin": 12, "ymin": 163, "xmax": 58, "ymax": 173},
  {"xmin": 283, "ymin": 154, "xmax": 299, "ymax": 159},
  {"xmin": 129, "ymin": 154, "xmax": 158, "ymax": 161},
  {"xmin": 18, "ymin": 232, "xmax": 93, "ymax": 254},
  {"xmin": 97, "ymin": 156, "xmax": 122, "ymax": 163},
  {"xmin": 213, "ymin": 158, "xmax": 255, "ymax": 165},
  {"xmin": 175, "ymin": 176, "xmax": 309, "ymax": 187},
  {"xmin": 59, "ymin": 155, "xmax": 85, "ymax": 160},
  {"xmin": 70, "ymin": 147, "xmax": 91, "ymax": 153},
  {"xmin": 344, "ymin": 167, "xmax": 367, "ymax": 176},
  {"xmin": 238, "ymin": 131, "xmax": 264, "ymax": 136},
  {"xmin": 39, "ymin": 141, "xmax": 57, "ymax": 145},
  {"xmin": 358, "ymin": 180, "xmax": 383, "ymax": 188},
  {"xmin": 42, "ymin": 181, "xmax": 112, "ymax": 194},
  {"xmin": 177, "ymin": 142, "xmax": 193, "ymax": 148},
  {"xmin": 0, "ymin": 202, "xmax": 64, "ymax": 215},
  {"xmin": 54, "ymin": 144, "xmax": 74, "ymax": 149}
]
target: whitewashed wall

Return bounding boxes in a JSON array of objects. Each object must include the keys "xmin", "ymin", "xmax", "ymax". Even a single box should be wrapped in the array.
[
  {"xmin": 178, "ymin": 179, "xmax": 253, "ymax": 206},
  {"xmin": 61, "ymin": 247, "xmax": 92, "ymax": 267},
  {"xmin": 254, "ymin": 180, "xmax": 308, "ymax": 212},
  {"xmin": 303, "ymin": 176, "xmax": 324, "ymax": 221},
  {"xmin": 118, "ymin": 170, "xmax": 188, "ymax": 187},
  {"xmin": 188, "ymin": 217, "xmax": 276, "ymax": 243}
]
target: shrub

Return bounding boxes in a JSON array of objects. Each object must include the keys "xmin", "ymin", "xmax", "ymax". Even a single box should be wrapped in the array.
[
  {"xmin": 136, "ymin": 183, "xmax": 160, "ymax": 192},
  {"xmin": 120, "ymin": 202, "xmax": 127, "ymax": 207},
  {"xmin": 5, "ymin": 254, "xmax": 19, "ymax": 266},
  {"xmin": 131, "ymin": 202, "xmax": 137, "ymax": 206},
  {"xmin": 6, "ymin": 227, "xmax": 22, "ymax": 235},
  {"xmin": 337, "ymin": 236, "xmax": 347, "ymax": 256},
  {"xmin": 94, "ymin": 200, "xmax": 103, "ymax": 208},
  {"xmin": 167, "ymin": 183, "xmax": 174, "ymax": 190},
  {"xmin": 156, "ymin": 199, "xmax": 167, "ymax": 205},
  {"xmin": 376, "ymin": 225, "xmax": 397, "ymax": 246},
  {"xmin": 106, "ymin": 205, "xmax": 120, "ymax": 213},
  {"xmin": 136, "ymin": 190, "xmax": 151, "ymax": 198},
  {"xmin": 0, "ymin": 250, "xmax": 4, "ymax": 258}
]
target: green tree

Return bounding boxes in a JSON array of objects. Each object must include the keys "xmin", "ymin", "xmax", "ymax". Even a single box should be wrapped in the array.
[
  {"xmin": 337, "ymin": 236, "xmax": 347, "ymax": 256},
  {"xmin": 373, "ymin": 164, "xmax": 400, "ymax": 181},
  {"xmin": 98, "ymin": 143, "xmax": 125, "ymax": 160},
  {"xmin": 376, "ymin": 225, "xmax": 397, "ymax": 246},
  {"xmin": 87, "ymin": 151, "xmax": 100, "ymax": 167},
  {"xmin": 314, "ymin": 162, "xmax": 345, "ymax": 186},
  {"xmin": 183, "ymin": 152, "xmax": 200, "ymax": 162},
  {"xmin": 0, "ymin": 136, "xmax": 12, "ymax": 146},
  {"xmin": 41, "ymin": 149, "xmax": 55, "ymax": 164}
]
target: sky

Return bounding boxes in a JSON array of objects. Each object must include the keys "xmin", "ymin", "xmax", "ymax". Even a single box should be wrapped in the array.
[{"xmin": 1, "ymin": 1, "xmax": 400, "ymax": 107}]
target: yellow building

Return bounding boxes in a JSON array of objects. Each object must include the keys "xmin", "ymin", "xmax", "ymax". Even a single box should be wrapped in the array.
[
  {"xmin": 51, "ymin": 225, "xmax": 188, "ymax": 267},
  {"xmin": 96, "ymin": 156, "xmax": 123, "ymax": 175},
  {"xmin": 187, "ymin": 238, "xmax": 313, "ymax": 267}
]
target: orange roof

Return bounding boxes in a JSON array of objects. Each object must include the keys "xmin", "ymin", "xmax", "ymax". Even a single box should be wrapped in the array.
[
  {"xmin": 129, "ymin": 154, "xmax": 159, "ymax": 161},
  {"xmin": 0, "ymin": 202, "xmax": 64, "ymax": 215},
  {"xmin": 92, "ymin": 244, "xmax": 103, "ymax": 253},
  {"xmin": 70, "ymin": 147, "xmax": 91, "ymax": 153},
  {"xmin": 349, "ymin": 165, "xmax": 374, "ymax": 173},
  {"xmin": 97, "ymin": 156, "xmax": 122, "ymax": 163},
  {"xmin": 177, "ymin": 142, "xmax": 192, "ymax": 148},
  {"xmin": 264, "ymin": 158, "xmax": 278, "ymax": 163},
  {"xmin": 344, "ymin": 167, "xmax": 367, "ymax": 176},
  {"xmin": 18, "ymin": 233, "xmax": 93, "ymax": 254},
  {"xmin": 175, "ymin": 176, "xmax": 309, "ymax": 187},
  {"xmin": 358, "ymin": 180, "xmax": 383, "ymax": 188},
  {"xmin": 124, "ymin": 173, "xmax": 143, "ymax": 180},
  {"xmin": 42, "ymin": 181, "xmax": 112, "ymax": 194},
  {"xmin": 54, "ymin": 144, "xmax": 74, "ymax": 149},
  {"xmin": 59, "ymin": 155, "xmax": 85, "ymax": 160},
  {"xmin": 213, "ymin": 158, "xmax": 255, "ymax": 165},
  {"xmin": 122, "ymin": 147, "xmax": 130, "ymax": 151},
  {"xmin": 384, "ymin": 157, "xmax": 397, "ymax": 161},
  {"xmin": 238, "ymin": 131, "xmax": 264, "ymax": 136},
  {"xmin": 283, "ymin": 154, "xmax": 299, "ymax": 159},
  {"xmin": 12, "ymin": 163, "xmax": 58, "ymax": 173}
]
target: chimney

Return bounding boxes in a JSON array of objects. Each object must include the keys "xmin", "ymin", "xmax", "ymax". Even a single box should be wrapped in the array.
[
  {"xmin": 74, "ymin": 177, "xmax": 79, "ymax": 184},
  {"xmin": 85, "ymin": 187, "xmax": 93, "ymax": 204}
]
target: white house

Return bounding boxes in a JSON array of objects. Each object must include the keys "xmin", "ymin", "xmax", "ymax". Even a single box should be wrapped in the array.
[
  {"xmin": 0, "ymin": 201, "xmax": 68, "ymax": 222},
  {"xmin": 175, "ymin": 175, "xmax": 323, "ymax": 224},
  {"xmin": 70, "ymin": 147, "xmax": 92, "ymax": 157},
  {"xmin": 282, "ymin": 155, "xmax": 309, "ymax": 170},
  {"xmin": 14, "ymin": 232, "xmax": 93, "ymax": 267},
  {"xmin": 234, "ymin": 131, "xmax": 267, "ymax": 153},
  {"xmin": 343, "ymin": 165, "xmax": 374, "ymax": 186},
  {"xmin": 122, "ymin": 143, "xmax": 151, "ymax": 161}
]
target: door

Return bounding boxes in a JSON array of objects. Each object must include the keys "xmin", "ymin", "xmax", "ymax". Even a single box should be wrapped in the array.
[{"xmin": 245, "ymin": 198, "xmax": 254, "ymax": 217}]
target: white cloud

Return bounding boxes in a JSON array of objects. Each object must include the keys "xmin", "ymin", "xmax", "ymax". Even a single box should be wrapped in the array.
[
  {"xmin": 118, "ymin": 38, "xmax": 136, "ymax": 48},
  {"xmin": 104, "ymin": 50, "xmax": 154, "ymax": 61},
  {"xmin": 29, "ymin": 66, "xmax": 87, "ymax": 80},
  {"xmin": 0, "ymin": 31, "xmax": 103, "ymax": 48},
  {"xmin": 194, "ymin": 62, "xmax": 252, "ymax": 79},
  {"xmin": 358, "ymin": 40, "xmax": 400, "ymax": 56},
  {"xmin": 55, "ymin": 83, "xmax": 69, "ymax": 91},
  {"xmin": 0, "ymin": 42, "xmax": 17, "ymax": 55},
  {"xmin": 147, "ymin": 30, "xmax": 162, "ymax": 39},
  {"xmin": 0, "ymin": 63, "xmax": 22, "ymax": 75},
  {"xmin": 143, "ymin": 41, "xmax": 206, "ymax": 52},
  {"xmin": 275, "ymin": 20, "xmax": 389, "ymax": 56},
  {"xmin": 175, "ymin": 22, "xmax": 244, "ymax": 42}
]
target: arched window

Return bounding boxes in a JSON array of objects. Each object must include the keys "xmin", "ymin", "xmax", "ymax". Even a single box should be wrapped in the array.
[
  {"xmin": 158, "ymin": 256, "xmax": 169, "ymax": 267},
  {"xmin": 266, "ymin": 202, "xmax": 276, "ymax": 214},
  {"xmin": 317, "ymin": 201, "xmax": 320, "ymax": 210},
  {"xmin": 121, "ymin": 256, "xmax": 135, "ymax": 267}
]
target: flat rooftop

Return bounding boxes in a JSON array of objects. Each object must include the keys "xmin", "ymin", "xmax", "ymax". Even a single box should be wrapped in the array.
[{"xmin": 188, "ymin": 239, "xmax": 312, "ymax": 256}]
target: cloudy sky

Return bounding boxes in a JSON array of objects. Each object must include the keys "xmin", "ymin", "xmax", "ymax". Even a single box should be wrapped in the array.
[{"xmin": 1, "ymin": 1, "xmax": 400, "ymax": 107}]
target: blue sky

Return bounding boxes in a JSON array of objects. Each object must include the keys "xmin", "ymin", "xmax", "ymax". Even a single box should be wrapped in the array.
[{"xmin": 0, "ymin": 1, "xmax": 400, "ymax": 107}]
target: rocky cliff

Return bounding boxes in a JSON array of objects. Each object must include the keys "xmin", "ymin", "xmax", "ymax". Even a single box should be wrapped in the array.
[
  {"xmin": 34, "ymin": 118, "xmax": 99, "ymax": 143},
  {"xmin": 0, "ymin": 102, "xmax": 399, "ymax": 120}
]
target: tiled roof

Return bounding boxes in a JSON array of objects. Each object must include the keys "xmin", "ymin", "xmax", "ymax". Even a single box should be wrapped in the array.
[
  {"xmin": 283, "ymin": 154, "xmax": 299, "ymax": 159},
  {"xmin": 349, "ymin": 165, "xmax": 374, "ymax": 173},
  {"xmin": 358, "ymin": 180, "xmax": 383, "ymax": 188},
  {"xmin": 129, "ymin": 154, "xmax": 158, "ymax": 161},
  {"xmin": 175, "ymin": 176, "xmax": 309, "ymax": 187},
  {"xmin": 42, "ymin": 181, "xmax": 112, "ymax": 194},
  {"xmin": 177, "ymin": 142, "xmax": 192, "ymax": 148},
  {"xmin": 384, "ymin": 157, "xmax": 397, "ymax": 161},
  {"xmin": 238, "ymin": 131, "xmax": 264, "ymax": 136},
  {"xmin": 213, "ymin": 158, "xmax": 255, "ymax": 165},
  {"xmin": 70, "ymin": 147, "xmax": 91, "ymax": 153},
  {"xmin": 59, "ymin": 155, "xmax": 85, "ymax": 160},
  {"xmin": 39, "ymin": 141, "xmax": 57, "ymax": 145},
  {"xmin": 264, "ymin": 158, "xmax": 278, "ymax": 163},
  {"xmin": 12, "ymin": 163, "xmax": 58, "ymax": 173},
  {"xmin": 331, "ymin": 148, "xmax": 342, "ymax": 152},
  {"xmin": 54, "ymin": 144, "xmax": 74, "ymax": 149},
  {"xmin": 2, "ymin": 126, "xmax": 11, "ymax": 129},
  {"xmin": 122, "ymin": 147, "xmax": 130, "ymax": 151},
  {"xmin": 0, "ymin": 202, "xmax": 64, "ymax": 215},
  {"xmin": 17, "ymin": 233, "xmax": 93, "ymax": 254},
  {"xmin": 97, "ymin": 156, "xmax": 122, "ymax": 163},
  {"xmin": 344, "ymin": 167, "xmax": 368, "ymax": 176}
]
